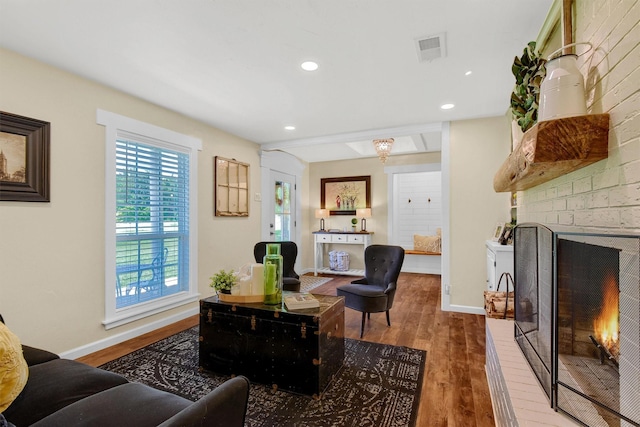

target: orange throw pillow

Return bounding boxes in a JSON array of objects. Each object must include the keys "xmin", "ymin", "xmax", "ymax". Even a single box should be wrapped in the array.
[{"xmin": 0, "ymin": 322, "xmax": 29, "ymax": 412}]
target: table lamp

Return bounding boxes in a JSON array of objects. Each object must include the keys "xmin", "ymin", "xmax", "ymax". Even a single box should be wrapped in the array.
[
  {"xmin": 315, "ymin": 209, "xmax": 329, "ymax": 231},
  {"xmin": 356, "ymin": 208, "xmax": 371, "ymax": 231}
]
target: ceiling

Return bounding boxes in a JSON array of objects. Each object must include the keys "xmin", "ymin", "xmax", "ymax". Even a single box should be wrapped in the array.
[{"xmin": 0, "ymin": 0, "xmax": 553, "ymax": 163}]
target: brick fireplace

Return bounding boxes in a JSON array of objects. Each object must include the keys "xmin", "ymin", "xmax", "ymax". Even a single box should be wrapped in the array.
[
  {"xmin": 513, "ymin": 223, "xmax": 639, "ymax": 426},
  {"xmin": 487, "ymin": 1, "xmax": 638, "ymax": 426}
]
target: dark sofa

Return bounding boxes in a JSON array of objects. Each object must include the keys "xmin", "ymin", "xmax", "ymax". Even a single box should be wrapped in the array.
[{"xmin": 1, "ymin": 316, "xmax": 249, "ymax": 427}]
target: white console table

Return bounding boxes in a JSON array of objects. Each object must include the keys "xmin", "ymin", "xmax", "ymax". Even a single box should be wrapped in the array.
[{"xmin": 313, "ymin": 231, "xmax": 373, "ymax": 276}]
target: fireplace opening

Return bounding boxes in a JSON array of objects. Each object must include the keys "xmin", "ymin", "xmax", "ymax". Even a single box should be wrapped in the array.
[
  {"xmin": 513, "ymin": 223, "xmax": 640, "ymax": 427},
  {"xmin": 591, "ymin": 273, "xmax": 620, "ymax": 365}
]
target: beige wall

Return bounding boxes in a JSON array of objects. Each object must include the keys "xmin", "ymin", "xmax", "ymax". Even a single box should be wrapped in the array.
[
  {"xmin": 304, "ymin": 153, "xmax": 441, "ymax": 270},
  {"xmin": 449, "ymin": 116, "xmax": 511, "ymax": 308},
  {"xmin": 0, "ymin": 45, "xmax": 518, "ymax": 352},
  {"xmin": 0, "ymin": 48, "xmax": 262, "ymax": 353}
]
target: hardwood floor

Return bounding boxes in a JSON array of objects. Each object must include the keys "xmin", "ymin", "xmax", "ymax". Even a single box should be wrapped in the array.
[{"xmin": 77, "ymin": 273, "xmax": 495, "ymax": 426}]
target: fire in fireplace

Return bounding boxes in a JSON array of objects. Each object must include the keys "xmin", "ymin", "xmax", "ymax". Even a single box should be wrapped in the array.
[
  {"xmin": 592, "ymin": 273, "xmax": 620, "ymax": 363},
  {"xmin": 513, "ymin": 223, "xmax": 640, "ymax": 427}
]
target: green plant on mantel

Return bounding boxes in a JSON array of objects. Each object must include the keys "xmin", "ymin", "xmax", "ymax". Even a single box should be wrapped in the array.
[{"xmin": 511, "ymin": 41, "xmax": 547, "ymax": 133}]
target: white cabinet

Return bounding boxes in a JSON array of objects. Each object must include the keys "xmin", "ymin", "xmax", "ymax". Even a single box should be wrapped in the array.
[
  {"xmin": 486, "ymin": 240, "xmax": 514, "ymax": 291},
  {"xmin": 313, "ymin": 232, "xmax": 373, "ymax": 276}
]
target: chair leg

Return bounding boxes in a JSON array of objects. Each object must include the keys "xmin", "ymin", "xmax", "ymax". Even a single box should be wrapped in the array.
[
  {"xmin": 386, "ymin": 310, "xmax": 391, "ymax": 327},
  {"xmin": 367, "ymin": 312, "xmax": 371, "ymax": 320},
  {"xmin": 360, "ymin": 312, "xmax": 366, "ymax": 339}
]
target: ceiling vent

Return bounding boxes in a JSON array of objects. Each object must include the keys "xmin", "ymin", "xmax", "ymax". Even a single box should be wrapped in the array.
[{"xmin": 415, "ymin": 33, "xmax": 446, "ymax": 62}]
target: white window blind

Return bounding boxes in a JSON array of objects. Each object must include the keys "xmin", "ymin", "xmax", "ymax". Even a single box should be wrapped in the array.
[{"xmin": 115, "ymin": 139, "xmax": 189, "ymax": 308}]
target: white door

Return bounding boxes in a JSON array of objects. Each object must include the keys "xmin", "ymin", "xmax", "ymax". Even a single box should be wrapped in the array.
[{"xmin": 270, "ymin": 171, "xmax": 296, "ymax": 242}]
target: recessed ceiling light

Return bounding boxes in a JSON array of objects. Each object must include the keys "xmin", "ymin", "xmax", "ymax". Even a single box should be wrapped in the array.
[
  {"xmin": 440, "ymin": 103, "xmax": 455, "ymax": 110},
  {"xmin": 465, "ymin": 70, "xmax": 472, "ymax": 76},
  {"xmin": 284, "ymin": 125, "xmax": 296, "ymax": 131},
  {"xmin": 301, "ymin": 61, "xmax": 318, "ymax": 71}
]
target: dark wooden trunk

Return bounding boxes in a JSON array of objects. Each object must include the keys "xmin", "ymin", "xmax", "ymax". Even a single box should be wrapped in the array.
[{"xmin": 199, "ymin": 294, "xmax": 345, "ymax": 398}]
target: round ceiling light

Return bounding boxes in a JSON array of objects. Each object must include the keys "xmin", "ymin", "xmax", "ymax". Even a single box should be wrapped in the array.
[
  {"xmin": 301, "ymin": 61, "xmax": 318, "ymax": 71},
  {"xmin": 440, "ymin": 103, "xmax": 455, "ymax": 110}
]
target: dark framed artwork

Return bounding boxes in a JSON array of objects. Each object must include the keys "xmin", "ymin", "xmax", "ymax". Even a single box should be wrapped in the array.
[
  {"xmin": 0, "ymin": 111, "xmax": 50, "ymax": 202},
  {"xmin": 321, "ymin": 175, "xmax": 371, "ymax": 216}
]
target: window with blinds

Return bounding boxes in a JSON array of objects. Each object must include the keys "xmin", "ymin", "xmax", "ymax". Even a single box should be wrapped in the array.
[
  {"xmin": 115, "ymin": 140, "xmax": 189, "ymax": 308},
  {"xmin": 98, "ymin": 110, "xmax": 201, "ymax": 329}
]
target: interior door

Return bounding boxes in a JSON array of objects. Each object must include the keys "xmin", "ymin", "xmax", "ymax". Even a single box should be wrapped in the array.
[{"xmin": 270, "ymin": 171, "xmax": 296, "ymax": 242}]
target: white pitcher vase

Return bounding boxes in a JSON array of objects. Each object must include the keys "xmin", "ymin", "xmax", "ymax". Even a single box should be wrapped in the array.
[{"xmin": 538, "ymin": 54, "xmax": 587, "ymax": 122}]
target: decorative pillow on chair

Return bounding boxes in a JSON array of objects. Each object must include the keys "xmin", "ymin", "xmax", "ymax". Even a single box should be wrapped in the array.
[
  {"xmin": 413, "ymin": 234, "xmax": 441, "ymax": 253},
  {"xmin": 0, "ymin": 322, "xmax": 29, "ymax": 412}
]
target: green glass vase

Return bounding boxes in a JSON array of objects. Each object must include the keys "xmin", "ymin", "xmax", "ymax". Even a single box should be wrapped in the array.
[{"xmin": 263, "ymin": 243, "xmax": 283, "ymax": 305}]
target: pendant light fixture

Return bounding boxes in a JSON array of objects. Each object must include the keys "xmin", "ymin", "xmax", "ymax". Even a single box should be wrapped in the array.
[{"xmin": 373, "ymin": 138, "xmax": 394, "ymax": 163}]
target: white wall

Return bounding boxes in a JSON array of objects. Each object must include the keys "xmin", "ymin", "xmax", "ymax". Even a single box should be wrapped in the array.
[
  {"xmin": 0, "ymin": 48, "xmax": 262, "ymax": 354},
  {"xmin": 515, "ymin": 2, "xmax": 640, "ymax": 422},
  {"xmin": 518, "ymin": 0, "xmax": 640, "ymax": 233},
  {"xmin": 393, "ymin": 171, "xmax": 442, "ymax": 247}
]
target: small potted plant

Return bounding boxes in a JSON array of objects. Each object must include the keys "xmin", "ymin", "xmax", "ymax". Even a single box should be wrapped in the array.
[
  {"xmin": 209, "ymin": 269, "xmax": 237, "ymax": 295},
  {"xmin": 351, "ymin": 217, "xmax": 358, "ymax": 232}
]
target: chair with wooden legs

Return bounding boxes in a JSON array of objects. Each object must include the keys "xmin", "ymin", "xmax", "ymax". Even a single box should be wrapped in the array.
[{"xmin": 336, "ymin": 245, "xmax": 405, "ymax": 338}]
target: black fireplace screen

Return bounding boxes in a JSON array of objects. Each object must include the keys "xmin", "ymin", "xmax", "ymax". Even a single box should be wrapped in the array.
[{"xmin": 513, "ymin": 223, "xmax": 640, "ymax": 427}]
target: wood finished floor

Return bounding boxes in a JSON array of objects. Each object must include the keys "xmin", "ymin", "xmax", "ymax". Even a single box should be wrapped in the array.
[{"xmin": 77, "ymin": 273, "xmax": 495, "ymax": 427}]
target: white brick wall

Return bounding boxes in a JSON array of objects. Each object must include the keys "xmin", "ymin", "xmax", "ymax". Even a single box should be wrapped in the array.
[
  {"xmin": 518, "ymin": 0, "xmax": 640, "ymax": 233},
  {"xmin": 394, "ymin": 171, "xmax": 442, "ymax": 248},
  {"xmin": 518, "ymin": 4, "xmax": 640, "ymax": 425}
]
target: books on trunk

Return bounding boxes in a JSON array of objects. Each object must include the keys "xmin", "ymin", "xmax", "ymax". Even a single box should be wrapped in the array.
[{"xmin": 284, "ymin": 293, "xmax": 320, "ymax": 310}]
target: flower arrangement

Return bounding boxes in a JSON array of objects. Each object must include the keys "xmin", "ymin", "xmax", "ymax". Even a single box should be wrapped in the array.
[{"xmin": 209, "ymin": 269, "xmax": 237, "ymax": 293}]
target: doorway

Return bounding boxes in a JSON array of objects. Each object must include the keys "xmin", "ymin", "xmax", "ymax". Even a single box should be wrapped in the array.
[
  {"xmin": 271, "ymin": 171, "xmax": 296, "ymax": 242},
  {"xmin": 259, "ymin": 151, "xmax": 304, "ymax": 244}
]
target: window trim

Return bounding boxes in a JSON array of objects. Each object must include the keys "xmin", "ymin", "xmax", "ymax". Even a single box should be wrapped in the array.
[{"xmin": 97, "ymin": 110, "xmax": 202, "ymax": 329}]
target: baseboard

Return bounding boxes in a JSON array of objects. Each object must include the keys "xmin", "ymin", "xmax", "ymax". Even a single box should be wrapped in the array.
[
  {"xmin": 59, "ymin": 307, "xmax": 199, "ymax": 360},
  {"xmin": 302, "ymin": 266, "xmax": 442, "ymax": 276},
  {"xmin": 401, "ymin": 267, "xmax": 442, "ymax": 275},
  {"xmin": 447, "ymin": 304, "xmax": 486, "ymax": 315}
]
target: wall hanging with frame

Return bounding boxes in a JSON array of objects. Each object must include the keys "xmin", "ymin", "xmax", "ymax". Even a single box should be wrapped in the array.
[
  {"xmin": 0, "ymin": 111, "xmax": 50, "ymax": 202},
  {"xmin": 321, "ymin": 175, "xmax": 370, "ymax": 216},
  {"xmin": 215, "ymin": 156, "xmax": 249, "ymax": 217}
]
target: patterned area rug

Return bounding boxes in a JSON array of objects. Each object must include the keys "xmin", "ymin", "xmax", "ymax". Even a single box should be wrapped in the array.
[
  {"xmin": 299, "ymin": 275, "xmax": 332, "ymax": 293},
  {"xmin": 100, "ymin": 327, "xmax": 426, "ymax": 427}
]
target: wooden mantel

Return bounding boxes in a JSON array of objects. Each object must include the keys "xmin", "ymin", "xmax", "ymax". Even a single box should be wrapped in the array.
[{"xmin": 493, "ymin": 114, "xmax": 609, "ymax": 192}]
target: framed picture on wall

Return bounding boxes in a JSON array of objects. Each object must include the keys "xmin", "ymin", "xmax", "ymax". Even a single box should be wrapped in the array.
[
  {"xmin": 492, "ymin": 223, "xmax": 504, "ymax": 241},
  {"xmin": 214, "ymin": 156, "xmax": 249, "ymax": 216},
  {"xmin": 320, "ymin": 175, "xmax": 370, "ymax": 216},
  {"xmin": 499, "ymin": 223, "xmax": 514, "ymax": 245},
  {"xmin": 0, "ymin": 111, "xmax": 50, "ymax": 202}
]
